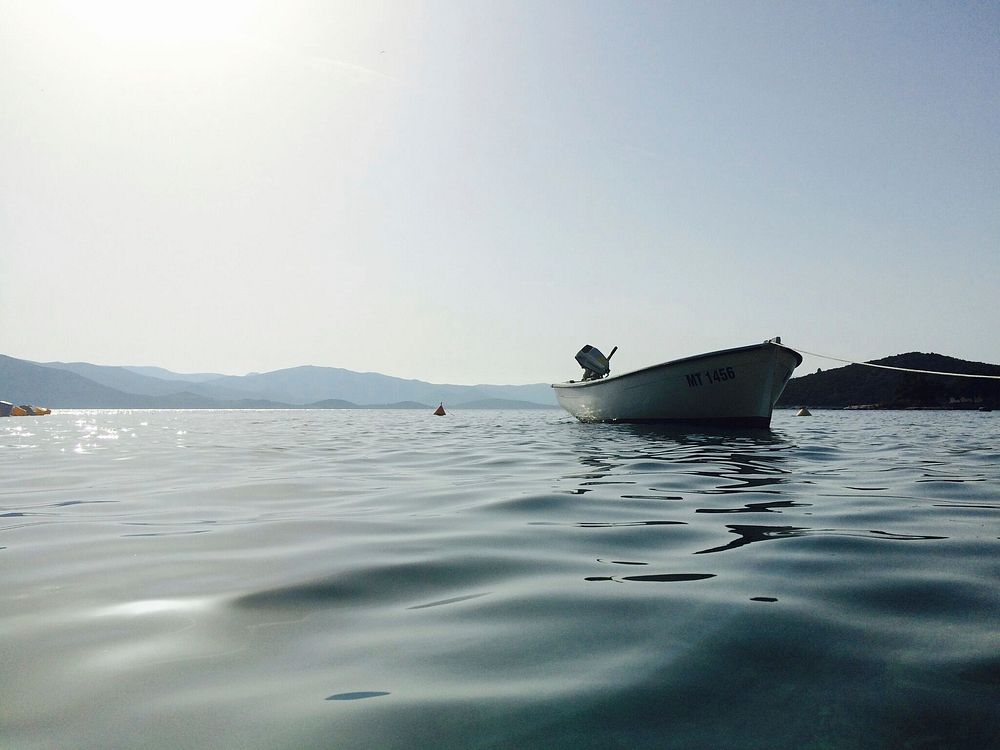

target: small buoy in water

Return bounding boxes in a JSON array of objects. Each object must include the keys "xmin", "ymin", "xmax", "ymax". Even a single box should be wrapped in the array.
[
  {"xmin": 796, "ymin": 407, "xmax": 812, "ymax": 417},
  {"xmin": 433, "ymin": 403, "xmax": 446, "ymax": 416}
]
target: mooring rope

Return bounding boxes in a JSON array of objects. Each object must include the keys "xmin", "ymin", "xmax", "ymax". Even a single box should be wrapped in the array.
[{"xmin": 789, "ymin": 347, "xmax": 1000, "ymax": 380}]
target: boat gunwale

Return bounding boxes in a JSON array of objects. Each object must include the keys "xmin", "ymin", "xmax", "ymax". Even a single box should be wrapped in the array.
[{"xmin": 551, "ymin": 342, "xmax": 802, "ymax": 390}]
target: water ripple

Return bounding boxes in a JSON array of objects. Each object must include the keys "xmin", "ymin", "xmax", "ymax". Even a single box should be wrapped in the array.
[{"xmin": 1, "ymin": 409, "xmax": 998, "ymax": 749}]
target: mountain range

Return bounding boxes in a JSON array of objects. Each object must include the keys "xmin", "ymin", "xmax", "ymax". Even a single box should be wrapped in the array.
[
  {"xmin": 6, "ymin": 351, "xmax": 997, "ymax": 412},
  {"xmin": 0, "ymin": 354, "xmax": 559, "ymax": 409}
]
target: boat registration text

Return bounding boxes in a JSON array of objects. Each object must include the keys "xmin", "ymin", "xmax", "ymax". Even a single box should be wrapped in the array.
[{"xmin": 686, "ymin": 367, "xmax": 736, "ymax": 387}]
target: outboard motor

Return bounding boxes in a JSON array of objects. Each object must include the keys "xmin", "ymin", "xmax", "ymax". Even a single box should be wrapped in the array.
[{"xmin": 575, "ymin": 344, "xmax": 618, "ymax": 381}]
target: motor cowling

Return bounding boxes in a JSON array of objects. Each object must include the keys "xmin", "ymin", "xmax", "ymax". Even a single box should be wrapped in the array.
[{"xmin": 575, "ymin": 344, "xmax": 617, "ymax": 380}]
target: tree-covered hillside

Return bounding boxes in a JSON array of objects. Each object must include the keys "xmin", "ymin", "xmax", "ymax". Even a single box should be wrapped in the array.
[{"xmin": 778, "ymin": 353, "xmax": 1000, "ymax": 409}]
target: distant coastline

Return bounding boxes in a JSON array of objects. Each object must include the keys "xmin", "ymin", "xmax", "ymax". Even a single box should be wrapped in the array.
[
  {"xmin": 7, "ymin": 350, "xmax": 997, "ymax": 412},
  {"xmin": 0, "ymin": 354, "xmax": 559, "ymax": 410}
]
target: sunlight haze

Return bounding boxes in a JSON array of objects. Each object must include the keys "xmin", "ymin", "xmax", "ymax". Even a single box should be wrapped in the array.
[{"xmin": 2, "ymin": 1, "xmax": 997, "ymax": 383}]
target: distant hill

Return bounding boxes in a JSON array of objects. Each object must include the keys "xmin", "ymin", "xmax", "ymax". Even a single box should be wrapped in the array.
[
  {"xmin": 0, "ymin": 355, "xmax": 229, "ymax": 408},
  {"xmin": 1, "ymin": 354, "xmax": 558, "ymax": 409},
  {"xmin": 778, "ymin": 352, "xmax": 1000, "ymax": 409},
  {"xmin": 202, "ymin": 365, "xmax": 556, "ymax": 406},
  {"xmin": 40, "ymin": 361, "xmax": 261, "ymax": 401},
  {"xmin": 123, "ymin": 366, "xmax": 226, "ymax": 383}
]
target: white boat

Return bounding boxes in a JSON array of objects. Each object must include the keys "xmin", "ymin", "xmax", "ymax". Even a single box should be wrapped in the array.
[{"xmin": 552, "ymin": 338, "xmax": 802, "ymax": 428}]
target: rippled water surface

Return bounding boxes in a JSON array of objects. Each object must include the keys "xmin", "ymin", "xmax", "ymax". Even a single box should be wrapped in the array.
[{"xmin": 3, "ymin": 409, "xmax": 998, "ymax": 749}]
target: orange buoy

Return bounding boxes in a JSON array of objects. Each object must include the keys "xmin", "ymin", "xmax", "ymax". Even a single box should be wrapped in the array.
[{"xmin": 433, "ymin": 403, "xmax": 446, "ymax": 416}]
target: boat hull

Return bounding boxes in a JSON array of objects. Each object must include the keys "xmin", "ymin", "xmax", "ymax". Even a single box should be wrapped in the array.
[{"xmin": 551, "ymin": 342, "xmax": 802, "ymax": 428}]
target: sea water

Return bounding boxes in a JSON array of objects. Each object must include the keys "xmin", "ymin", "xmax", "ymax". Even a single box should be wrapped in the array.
[{"xmin": 2, "ymin": 409, "xmax": 998, "ymax": 749}]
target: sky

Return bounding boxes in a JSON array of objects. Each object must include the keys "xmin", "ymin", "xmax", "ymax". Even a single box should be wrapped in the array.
[{"xmin": 2, "ymin": 1, "xmax": 998, "ymax": 384}]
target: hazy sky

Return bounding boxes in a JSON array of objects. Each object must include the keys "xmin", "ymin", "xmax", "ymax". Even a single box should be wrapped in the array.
[{"xmin": 3, "ymin": 1, "xmax": 998, "ymax": 384}]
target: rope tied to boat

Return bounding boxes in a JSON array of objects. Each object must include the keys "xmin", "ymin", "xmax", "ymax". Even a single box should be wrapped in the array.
[{"xmin": 789, "ymin": 346, "xmax": 1000, "ymax": 380}]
